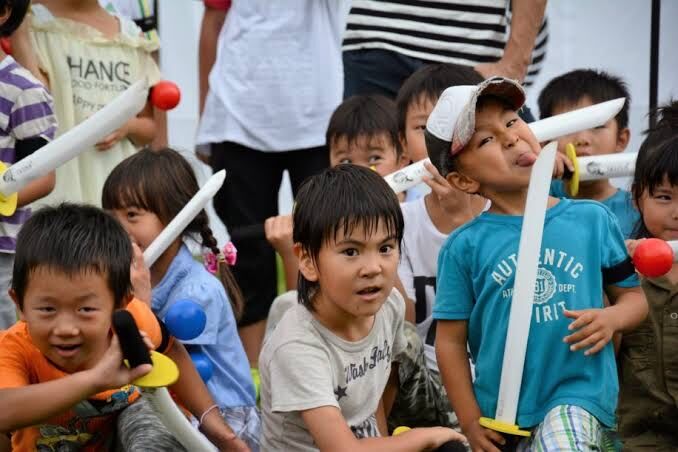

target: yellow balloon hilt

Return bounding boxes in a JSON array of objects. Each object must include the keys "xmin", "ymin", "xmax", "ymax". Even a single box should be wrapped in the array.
[
  {"xmin": 479, "ymin": 417, "xmax": 531, "ymax": 437},
  {"xmin": 128, "ymin": 350, "xmax": 180, "ymax": 388},
  {"xmin": 393, "ymin": 426, "xmax": 411, "ymax": 436},
  {"xmin": 565, "ymin": 143, "xmax": 580, "ymax": 197},
  {"xmin": 0, "ymin": 162, "xmax": 18, "ymax": 217}
]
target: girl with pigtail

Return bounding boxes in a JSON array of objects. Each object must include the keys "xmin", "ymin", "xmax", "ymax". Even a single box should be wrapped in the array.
[{"xmin": 102, "ymin": 148, "xmax": 259, "ymax": 451}]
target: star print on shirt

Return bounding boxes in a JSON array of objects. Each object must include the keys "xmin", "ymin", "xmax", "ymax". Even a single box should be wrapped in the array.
[{"xmin": 334, "ymin": 385, "xmax": 348, "ymax": 401}]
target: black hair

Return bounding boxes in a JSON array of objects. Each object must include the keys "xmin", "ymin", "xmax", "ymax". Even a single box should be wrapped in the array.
[
  {"xmin": 326, "ymin": 95, "xmax": 401, "ymax": 158},
  {"xmin": 398, "ymin": 64, "xmax": 483, "ymax": 171},
  {"xmin": 12, "ymin": 203, "xmax": 133, "ymax": 308},
  {"xmin": 538, "ymin": 69, "xmax": 631, "ymax": 130},
  {"xmin": 102, "ymin": 148, "xmax": 244, "ymax": 320},
  {"xmin": 292, "ymin": 165, "xmax": 404, "ymax": 310},
  {"xmin": 631, "ymin": 101, "xmax": 678, "ymax": 238},
  {"xmin": 0, "ymin": 0, "xmax": 29, "ymax": 37}
]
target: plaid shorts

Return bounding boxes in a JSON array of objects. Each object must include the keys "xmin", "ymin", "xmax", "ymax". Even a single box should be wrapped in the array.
[{"xmin": 516, "ymin": 405, "xmax": 619, "ymax": 452}]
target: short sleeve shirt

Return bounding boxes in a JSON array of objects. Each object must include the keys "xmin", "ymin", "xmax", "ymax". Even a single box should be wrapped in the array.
[
  {"xmin": 434, "ymin": 199, "xmax": 638, "ymax": 428},
  {"xmin": 259, "ymin": 289, "xmax": 407, "ymax": 451}
]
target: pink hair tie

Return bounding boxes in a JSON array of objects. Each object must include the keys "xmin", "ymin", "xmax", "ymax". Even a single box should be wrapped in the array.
[{"xmin": 204, "ymin": 242, "xmax": 237, "ymax": 275}]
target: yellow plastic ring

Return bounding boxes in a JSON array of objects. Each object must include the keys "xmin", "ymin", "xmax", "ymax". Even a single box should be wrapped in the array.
[
  {"xmin": 479, "ymin": 417, "xmax": 531, "ymax": 437},
  {"xmin": 566, "ymin": 143, "xmax": 580, "ymax": 197}
]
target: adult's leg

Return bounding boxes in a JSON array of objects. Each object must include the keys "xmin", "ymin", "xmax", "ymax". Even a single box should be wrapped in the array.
[
  {"xmin": 343, "ymin": 49, "xmax": 426, "ymax": 99},
  {"xmin": 210, "ymin": 142, "xmax": 282, "ymax": 366},
  {"xmin": 285, "ymin": 145, "xmax": 330, "ymax": 194}
]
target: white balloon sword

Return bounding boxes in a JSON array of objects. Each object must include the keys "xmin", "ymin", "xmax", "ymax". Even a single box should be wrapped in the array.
[
  {"xmin": 0, "ymin": 79, "xmax": 150, "ymax": 215},
  {"xmin": 479, "ymin": 142, "xmax": 559, "ymax": 437},
  {"xmin": 385, "ymin": 98, "xmax": 626, "ymax": 194},
  {"xmin": 564, "ymin": 144, "xmax": 636, "ymax": 196}
]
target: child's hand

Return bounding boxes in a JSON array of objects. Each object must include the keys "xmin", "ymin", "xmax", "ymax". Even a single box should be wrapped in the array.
[
  {"xmin": 96, "ymin": 124, "xmax": 129, "ymax": 151},
  {"xmin": 463, "ymin": 420, "xmax": 505, "ymax": 452},
  {"xmin": 130, "ymin": 242, "xmax": 151, "ymax": 305},
  {"xmin": 213, "ymin": 435, "xmax": 250, "ymax": 452},
  {"xmin": 552, "ymin": 151, "xmax": 575, "ymax": 179},
  {"xmin": 422, "ymin": 162, "xmax": 465, "ymax": 215},
  {"xmin": 87, "ymin": 334, "xmax": 151, "ymax": 393},
  {"xmin": 421, "ymin": 427, "xmax": 466, "ymax": 450},
  {"xmin": 264, "ymin": 215, "xmax": 293, "ymax": 257},
  {"xmin": 625, "ymin": 238, "xmax": 644, "ymax": 257},
  {"xmin": 563, "ymin": 308, "xmax": 618, "ymax": 355}
]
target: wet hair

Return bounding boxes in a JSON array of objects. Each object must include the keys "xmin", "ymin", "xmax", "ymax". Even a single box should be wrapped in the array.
[
  {"xmin": 0, "ymin": 0, "xmax": 29, "ymax": 37},
  {"xmin": 538, "ymin": 69, "xmax": 630, "ymax": 130},
  {"xmin": 326, "ymin": 95, "xmax": 401, "ymax": 158},
  {"xmin": 293, "ymin": 165, "xmax": 404, "ymax": 310},
  {"xmin": 102, "ymin": 148, "xmax": 244, "ymax": 320},
  {"xmin": 398, "ymin": 64, "xmax": 483, "ymax": 171},
  {"xmin": 12, "ymin": 203, "xmax": 132, "ymax": 308},
  {"xmin": 631, "ymin": 101, "xmax": 678, "ymax": 238}
]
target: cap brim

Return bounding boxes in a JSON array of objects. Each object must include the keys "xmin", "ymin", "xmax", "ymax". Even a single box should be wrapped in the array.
[{"xmin": 477, "ymin": 78, "xmax": 526, "ymax": 110}]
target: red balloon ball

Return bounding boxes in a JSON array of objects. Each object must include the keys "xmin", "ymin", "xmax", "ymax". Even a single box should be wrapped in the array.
[
  {"xmin": 0, "ymin": 37, "xmax": 11, "ymax": 55},
  {"xmin": 632, "ymin": 238, "xmax": 674, "ymax": 277},
  {"xmin": 150, "ymin": 80, "xmax": 181, "ymax": 110}
]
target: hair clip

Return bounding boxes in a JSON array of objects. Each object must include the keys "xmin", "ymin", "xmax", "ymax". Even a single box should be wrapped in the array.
[{"xmin": 204, "ymin": 242, "xmax": 237, "ymax": 275}]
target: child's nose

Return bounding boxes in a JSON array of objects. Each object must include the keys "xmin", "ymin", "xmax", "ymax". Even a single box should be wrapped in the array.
[
  {"xmin": 53, "ymin": 317, "xmax": 79, "ymax": 337},
  {"xmin": 359, "ymin": 255, "xmax": 382, "ymax": 277}
]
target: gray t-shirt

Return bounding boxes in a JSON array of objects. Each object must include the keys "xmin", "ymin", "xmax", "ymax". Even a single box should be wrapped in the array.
[{"xmin": 259, "ymin": 289, "xmax": 407, "ymax": 451}]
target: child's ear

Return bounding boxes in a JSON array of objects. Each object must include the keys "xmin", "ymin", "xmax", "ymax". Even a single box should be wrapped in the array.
[
  {"xmin": 294, "ymin": 244, "xmax": 319, "ymax": 282},
  {"xmin": 8, "ymin": 289, "xmax": 23, "ymax": 320},
  {"xmin": 398, "ymin": 133, "xmax": 409, "ymax": 168},
  {"xmin": 446, "ymin": 171, "xmax": 480, "ymax": 195},
  {"xmin": 616, "ymin": 127, "xmax": 631, "ymax": 152}
]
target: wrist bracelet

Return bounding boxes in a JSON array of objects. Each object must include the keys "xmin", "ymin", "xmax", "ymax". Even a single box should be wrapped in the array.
[{"xmin": 198, "ymin": 404, "xmax": 220, "ymax": 427}]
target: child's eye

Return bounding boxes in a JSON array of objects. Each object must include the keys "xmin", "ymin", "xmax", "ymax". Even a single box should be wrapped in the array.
[
  {"xmin": 506, "ymin": 118, "xmax": 518, "ymax": 127},
  {"xmin": 654, "ymin": 194, "xmax": 672, "ymax": 201},
  {"xmin": 342, "ymin": 248, "xmax": 358, "ymax": 257},
  {"xmin": 368, "ymin": 155, "xmax": 382, "ymax": 164},
  {"xmin": 37, "ymin": 306, "xmax": 55, "ymax": 313},
  {"xmin": 340, "ymin": 158, "xmax": 351, "ymax": 164},
  {"xmin": 479, "ymin": 136, "xmax": 493, "ymax": 147},
  {"xmin": 79, "ymin": 307, "xmax": 98, "ymax": 313},
  {"xmin": 594, "ymin": 125, "xmax": 606, "ymax": 130},
  {"xmin": 380, "ymin": 244, "xmax": 395, "ymax": 254},
  {"xmin": 126, "ymin": 210, "xmax": 138, "ymax": 220},
  {"xmin": 414, "ymin": 125, "xmax": 426, "ymax": 131}
]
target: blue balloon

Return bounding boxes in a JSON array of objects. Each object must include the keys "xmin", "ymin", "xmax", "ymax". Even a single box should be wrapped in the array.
[
  {"xmin": 190, "ymin": 351, "xmax": 214, "ymax": 382},
  {"xmin": 164, "ymin": 299, "xmax": 207, "ymax": 340}
]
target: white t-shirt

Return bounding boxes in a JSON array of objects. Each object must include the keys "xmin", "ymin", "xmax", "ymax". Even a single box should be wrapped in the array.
[
  {"xmin": 398, "ymin": 196, "xmax": 447, "ymax": 370},
  {"xmin": 197, "ymin": 1, "xmax": 350, "ymax": 152},
  {"xmin": 259, "ymin": 289, "xmax": 407, "ymax": 451}
]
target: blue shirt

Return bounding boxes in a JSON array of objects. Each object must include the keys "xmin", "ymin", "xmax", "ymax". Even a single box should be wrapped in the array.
[
  {"xmin": 433, "ymin": 199, "xmax": 638, "ymax": 428},
  {"xmin": 550, "ymin": 180, "xmax": 639, "ymax": 239},
  {"xmin": 152, "ymin": 245, "xmax": 256, "ymax": 408}
]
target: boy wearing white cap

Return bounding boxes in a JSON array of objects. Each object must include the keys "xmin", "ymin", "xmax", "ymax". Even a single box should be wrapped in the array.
[{"xmin": 430, "ymin": 77, "xmax": 646, "ymax": 451}]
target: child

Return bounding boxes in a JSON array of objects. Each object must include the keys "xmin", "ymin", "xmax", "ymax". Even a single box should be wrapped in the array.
[
  {"xmin": 259, "ymin": 165, "xmax": 464, "ymax": 451},
  {"xmin": 538, "ymin": 69, "xmax": 639, "ymax": 238},
  {"xmin": 0, "ymin": 204, "xmax": 183, "ymax": 450},
  {"xmin": 13, "ymin": 0, "xmax": 159, "ymax": 207},
  {"xmin": 618, "ymin": 102, "xmax": 678, "ymax": 450},
  {"xmin": 102, "ymin": 148, "xmax": 260, "ymax": 450},
  {"xmin": 430, "ymin": 76, "xmax": 647, "ymax": 451},
  {"xmin": 266, "ymin": 94, "xmax": 407, "ymax": 288},
  {"xmin": 0, "ymin": 0, "xmax": 57, "ymax": 329}
]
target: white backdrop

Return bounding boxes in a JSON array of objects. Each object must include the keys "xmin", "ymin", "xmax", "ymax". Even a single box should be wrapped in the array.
[{"xmin": 158, "ymin": 0, "xmax": 678, "ymax": 234}]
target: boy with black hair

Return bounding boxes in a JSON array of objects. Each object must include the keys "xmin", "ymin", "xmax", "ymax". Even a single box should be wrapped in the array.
[
  {"xmin": 328, "ymin": 94, "xmax": 406, "ymax": 177},
  {"xmin": 0, "ymin": 204, "xmax": 248, "ymax": 451},
  {"xmin": 538, "ymin": 69, "xmax": 639, "ymax": 238},
  {"xmin": 259, "ymin": 164, "xmax": 464, "ymax": 451},
  {"xmin": 0, "ymin": 0, "xmax": 57, "ymax": 329},
  {"xmin": 430, "ymin": 77, "xmax": 647, "ymax": 451}
]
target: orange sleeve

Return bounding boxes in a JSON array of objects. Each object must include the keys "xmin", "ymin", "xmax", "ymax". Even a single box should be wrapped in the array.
[
  {"xmin": 0, "ymin": 324, "xmax": 33, "ymax": 389},
  {"xmin": 125, "ymin": 298, "xmax": 162, "ymax": 350}
]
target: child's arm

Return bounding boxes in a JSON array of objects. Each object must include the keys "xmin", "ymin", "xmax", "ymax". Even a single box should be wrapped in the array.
[
  {"xmin": 165, "ymin": 340, "xmax": 249, "ymax": 451},
  {"xmin": 436, "ymin": 320, "xmax": 505, "ymax": 452},
  {"xmin": 564, "ymin": 286, "xmax": 647, "ymax": 356},
  {"xmin": 198, "ymin": 2, "xmax": 229, "ymax": 115},
  {"xmin": 264, "ymin": 214, "xmax": 297, "ymax": 290},
  {"xmin": 16, "ymin": 172, "xmax": 55, "ymax": 207},
  {"xmin": 301, "ymin": 406, "xmax": 460, "ymax": 452},
  {"xmin": 95, "ymin": 101, "xmax": 155, "ymax": 151},
  {"xmin": 0, "ymin": 335, "xmax": 150, "ymax": 433}
]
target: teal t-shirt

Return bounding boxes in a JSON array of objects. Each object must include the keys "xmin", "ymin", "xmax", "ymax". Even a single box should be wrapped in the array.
[
  {"xmin": 550, "ymin": 180, "xmax": 639, "ymax": 239},
  {"xmin": 433, "ymin": 199, "xmax": 638, "ymax": 428}
]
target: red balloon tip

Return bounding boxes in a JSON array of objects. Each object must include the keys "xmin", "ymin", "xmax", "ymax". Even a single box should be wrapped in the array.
[
  {"xmin": 632, "ymin": 238, "xmax": 674, "ymax": 277},
  {"xmin": 150, "ymin": 80, "xmax": 181, "ymax": 110}
]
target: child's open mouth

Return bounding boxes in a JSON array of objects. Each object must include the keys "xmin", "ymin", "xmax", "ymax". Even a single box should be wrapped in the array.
[
  {"xmin": 54, "ymin": 344, "xmax": 82, "ymax": 357},
  {"xmin": 357, "ymin": 286, "xmax": 381, "ymax": 300}
]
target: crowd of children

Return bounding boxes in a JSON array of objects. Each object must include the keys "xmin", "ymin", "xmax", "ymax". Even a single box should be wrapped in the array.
[{"xmin": 0, "ymin": 0, "xmax": 675, "ymax": 451}]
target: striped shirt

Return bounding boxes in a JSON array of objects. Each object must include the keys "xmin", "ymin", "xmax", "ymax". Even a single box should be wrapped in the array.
[
  {"xmin": 342, "ymin": 0, "xmax": 548, "ymax": 85},
  {"xmin": 0, "ymin": 56, "xmax": 57, "ymax": 252}
]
